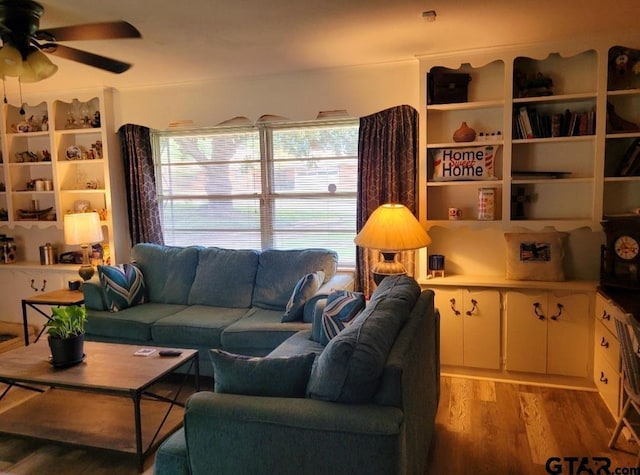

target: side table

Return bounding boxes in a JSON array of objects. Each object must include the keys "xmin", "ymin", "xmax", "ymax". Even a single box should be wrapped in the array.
[{"xmin": 21, "ymin": 288, "xmax": 85, "ymax": 346}]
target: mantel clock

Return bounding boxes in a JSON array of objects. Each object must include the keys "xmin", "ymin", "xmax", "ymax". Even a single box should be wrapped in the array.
[{"xmin": 600, "ymin": 217, "xmax": 640, "ymax": 289}]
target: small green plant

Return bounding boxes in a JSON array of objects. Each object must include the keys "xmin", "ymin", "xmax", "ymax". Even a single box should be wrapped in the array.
[{"xmin": 45, "ymin": 305, "xmax": 87, "ymax": 339}]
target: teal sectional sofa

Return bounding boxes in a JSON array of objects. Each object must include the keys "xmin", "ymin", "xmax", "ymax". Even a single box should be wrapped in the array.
[
  {"xmin": 154, "ymin": 275, "xmax": 441, "ymax": 475},
  {"xmin": 82, "ymin": 244, "xmax": 354, "ymax": 372}
]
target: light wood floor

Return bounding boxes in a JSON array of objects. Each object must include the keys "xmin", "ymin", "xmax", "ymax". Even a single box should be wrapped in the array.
[
  {"xmin": 427, "ymin": 376, "xmax": 638, "ymax": 474},
  {"xmin": 0, "ymin": 368, "xmax": 637, "ymax": 473}
]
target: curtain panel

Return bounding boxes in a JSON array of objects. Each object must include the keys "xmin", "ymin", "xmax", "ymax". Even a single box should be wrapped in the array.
[
  {"xmin": 118, "ymin": 124, "xmax": 164, "ymax": 245},
  {"xmin": 356, "ymin": 105, "xmax": 419, "ymax": 295}
]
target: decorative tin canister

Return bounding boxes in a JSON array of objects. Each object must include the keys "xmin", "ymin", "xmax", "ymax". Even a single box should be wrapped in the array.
[{"xmin": 477, "ymin": 188, "xmax": 496, "ymax": 220}]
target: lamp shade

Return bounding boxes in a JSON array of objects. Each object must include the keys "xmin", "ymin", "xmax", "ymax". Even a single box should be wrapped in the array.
[
  {"xmin": 20, "ymin": 48, "xmax": 58, "ymax": 83},
  {"xmin": 0, "ymin": 45, "xmax": 23, "ymax": 77},
  {"xmin": 354, "ymin": 203, "xmax": 430, "ymax": 251},
  {"xmin": 64, "ymin": 212, "xmax": 103, "ymax": 245}
]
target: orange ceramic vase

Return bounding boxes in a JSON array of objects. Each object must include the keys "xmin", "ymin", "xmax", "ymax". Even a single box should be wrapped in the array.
[{"xmin": 453, "ymin": 121, "xmax": 476, "ymax": 142}]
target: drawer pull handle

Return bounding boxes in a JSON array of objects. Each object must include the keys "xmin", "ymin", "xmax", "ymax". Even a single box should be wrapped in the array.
[
  {"xmin": 600, "ymin": 337, "xmax": 609, "ymax": 348},
  {"xmin": 465, "ymin": 299, "xmax": 478, "ymax": 316},
  {"xmin": 600, "ymin": 371, "xmax": 608, "ymax": 384},
  {"xmin": 41, "ymin": 279, "xmax": 47, "ymax": 292},
  {"xmin": 449, "ymin": 298, "xmax": 461, "ymax": 316},
  {"xmin": 602, "ymin": 310, "xmax": 611, "ymax": 321},
  {"xmin": 550, "ymin": 303, "xmax": 563, "ymax": 321},
  {"xmin": 533, "ymin": 302, "xmax": 545, "ymax": 320},
  {"xmin": 30, "ymin": 279, "xmax": 38, "ymax": 291}
]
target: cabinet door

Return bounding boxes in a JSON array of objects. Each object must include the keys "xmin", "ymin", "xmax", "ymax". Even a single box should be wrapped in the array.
[
  {"xmin": 546, "ymin": 293, "xmax": 590, "ymax": 377},
  {"xmin": 463, "ymin": 289, "xmax": 501, "ymax": 370},
  {"xmin": 505, "ymin": 291, "xmax": 547, "ymax": 374},
  {"xmin": 12, "ymin": 270, "xmax": 76, "ymax": 327},
  {"xmin": 435, "ymin": 288, "xmax": 464, "ymax": 366},
  {"xmin": 434, "ymin": 287, "xmax": 501, "ymax": 369}
]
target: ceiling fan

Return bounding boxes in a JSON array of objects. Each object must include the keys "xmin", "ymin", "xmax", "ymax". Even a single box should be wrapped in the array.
[{"xmin": 0, "ymin": 0, "xmax": 141, "ymax": 82}]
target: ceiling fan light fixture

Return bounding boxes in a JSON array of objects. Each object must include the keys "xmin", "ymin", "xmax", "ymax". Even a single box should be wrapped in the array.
[
  {"xmin": 20, "ymin": 47, "xmax": 57, "ymax": 82},
  {"xmin": 0, "ymin": 44, "xmax": 23, "ymax": 76}
]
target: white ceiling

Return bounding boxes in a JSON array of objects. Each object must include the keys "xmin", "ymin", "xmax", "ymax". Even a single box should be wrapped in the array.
[{"xmin": 6, "ymin": 0, "xmax": 640, "ymax": 96}]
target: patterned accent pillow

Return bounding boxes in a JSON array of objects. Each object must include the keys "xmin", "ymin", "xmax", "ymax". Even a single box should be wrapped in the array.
[
  {"xmin": 281, "ymin": 271, "xmax": 325, "ymax": 322},
  {"xmin": 98, "ymin": 263, "xmax": 146, "ymax": 312},
  {"xmin": 320, "ymin": 289, "xmax": 366, "ymax": 345}
]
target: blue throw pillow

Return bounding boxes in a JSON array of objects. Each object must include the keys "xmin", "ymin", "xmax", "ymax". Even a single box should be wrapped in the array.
[
  {"xmin": 210, "ymin": 349, "xmax": 316, "ymax": 398},
  {"xmin": 98, "ymin": 263, "xmax": 146, "ymax": 312},
  {"xmin": 320, "ymin": 290, "xmax": 366, "ymax": 345},
  {"xmin": 281, "ymin": 271, "xmax": 325, "ymax": 322}
]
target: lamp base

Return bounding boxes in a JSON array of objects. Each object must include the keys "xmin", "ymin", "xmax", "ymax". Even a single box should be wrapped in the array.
[
  {"xmin": 78, "ymin": 244, "xmax": 94, "ymax": 281},
  {"xmin": 372, "ymin": 251, "xmax": 407, "ymax": 285},
  {"xmin": 78, "ymin": 264, "xmax": 95, "ymax": 282}
]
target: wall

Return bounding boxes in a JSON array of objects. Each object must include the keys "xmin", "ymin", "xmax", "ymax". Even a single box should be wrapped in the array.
[
  {"xmin": 113, "ymin": 58, "xmax": 603, "ymax": 281},
  {"xmin": 114, "ymin": 60, "xmax": 420, "ymax": 129}
]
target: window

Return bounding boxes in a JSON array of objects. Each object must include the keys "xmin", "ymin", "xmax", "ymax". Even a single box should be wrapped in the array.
[{"xmin": 152, "ymin": 119, "xmax": 359, "ymax": 266}]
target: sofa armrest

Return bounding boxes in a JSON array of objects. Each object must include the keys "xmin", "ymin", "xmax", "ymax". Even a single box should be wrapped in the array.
[
  {"xmin": 82, "ymin": 277, "xmax": 107, "ymax": 311},
  {"xmin": 302, "ymin": 271, "xmax": 354, "ymax": 323},
  {"xmin": 184, "ymin": 391, "xmax": 402, "ymax": 475}
]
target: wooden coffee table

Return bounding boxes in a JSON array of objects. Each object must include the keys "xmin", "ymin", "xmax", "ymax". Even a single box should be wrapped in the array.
[{"xmin": 0, "ymin": 340, "xmax": 200, "ymax": 472}]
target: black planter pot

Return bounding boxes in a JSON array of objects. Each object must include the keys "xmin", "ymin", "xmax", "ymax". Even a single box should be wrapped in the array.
[{"xmin": 48, "ymin": 333, "xmax": 85, "ymax": 367}]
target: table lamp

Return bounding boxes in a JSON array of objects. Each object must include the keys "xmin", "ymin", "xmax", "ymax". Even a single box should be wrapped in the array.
[
  {"xmin": 354, "ymin": 203, "xmax": 431, "ymax": 284},
  {"xmin": 64, "ymin": 212, "xmax": 104, "ymax": 281}
]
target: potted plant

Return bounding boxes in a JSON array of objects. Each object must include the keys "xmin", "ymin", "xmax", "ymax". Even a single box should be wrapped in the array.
[{"xmin": 45, "ymin": 304, "xmax": 87, "ymax": 367}]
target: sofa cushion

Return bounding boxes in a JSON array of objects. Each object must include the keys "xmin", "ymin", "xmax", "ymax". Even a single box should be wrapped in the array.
[
  {"xmin": 151, "ymin": 306, "xmax": 249, "ymax": 347},
  {"xmin": 154, "ymin": 428, "xmax": 189, "ymax": 475},
  {"xmin": 319, "ymin": 289, "xmax": 366, "ymax": 345},
  {"xmin": 282, "ymin": 271, "xmax": 324, "ymax": 322},
  {"xmin": 268, "ymin": 330, "xmax": 325, "ymax": 358},
  {"xmin": 252, "ymin": 249, "xmax": 338, "ymax": 310},
  {"xmin": 210, "ymin": 349, "xmax": 316, "ymax": 398},
  {"xmin": 306, "ymin": 275, "xmax": 421, "ymax": 403},
  {"xmin": 221, "ymin": 307, "xmax": 311, "ymax": 356},
  {"xmin": 97, "ymin": 263, "xmax": 146, "ymax": 312},
  {"xmin": 188, "ymin": 247, "xmax": 259, "ymax": 308},
  {"xmin": 85, "ymin": 303, "xmax": 188, "ymax": 341},
  {"xmin": 131, "ymin": 243, "xmax": 200, "ymax": 304}
]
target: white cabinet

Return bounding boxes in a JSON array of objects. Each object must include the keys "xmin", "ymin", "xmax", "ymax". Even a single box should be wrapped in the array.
[
  {"xmin": 593, "ymin": 291, "xmax": 625, "ymax": 418},
  {"xmin": 0, "ymin": 265, "xmax": 78, "ymax": 325},
  {"xmin": 505, "ymin": 290, "xmax": 590, "ymax": 377},
  {"xmin": 436, "ymin": 288, "xmax": 501, "ymax": 369}
]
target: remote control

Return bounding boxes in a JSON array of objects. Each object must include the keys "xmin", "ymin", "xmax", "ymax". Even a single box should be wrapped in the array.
[{"xmin": 159, "ymin": 349, "xmax": 182, "ymax": 357}]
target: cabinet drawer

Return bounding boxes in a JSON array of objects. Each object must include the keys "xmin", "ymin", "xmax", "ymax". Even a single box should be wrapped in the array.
[
  {"xmin": 594, "ymin": 320, "xmax": 620, "ymax": 371},
  {"xmin": 593, "ymin": 352, "xmax": 621, "ymax": 418},
  {"xmin": 595, "ymin": 293, "xmax": 622, "ymax": 337}
]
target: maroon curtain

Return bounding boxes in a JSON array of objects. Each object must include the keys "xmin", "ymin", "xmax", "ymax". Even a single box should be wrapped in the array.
[
  {"xmin": 118, "ymin": 124, "xmax": 164, "ymax": 245},
  {"xmin": 356, "ymin": 105, "xmax": 419, "ymax": 295}
]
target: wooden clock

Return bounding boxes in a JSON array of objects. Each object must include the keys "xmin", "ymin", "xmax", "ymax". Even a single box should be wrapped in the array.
[{"xmin": 600, "ymin": 216, "xmax": 640, "ymax": 289}]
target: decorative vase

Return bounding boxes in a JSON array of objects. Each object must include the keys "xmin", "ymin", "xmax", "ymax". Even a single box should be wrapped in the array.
[
  {"xmin": 48, "ymin": 333, "xmax": 85, "ymax": 367},
  {"xmin": 453, "ymin": 121, "xmax": 476, "ymax": 142}
]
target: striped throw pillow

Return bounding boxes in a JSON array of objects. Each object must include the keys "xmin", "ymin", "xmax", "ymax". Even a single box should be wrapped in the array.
[
  {"xmin": 98, "ymin": 263, "xmax": 146, "ymax": 312},
  {"xmin": 320, "ymin": 290, "xmax": 366, "ymax": 345}
]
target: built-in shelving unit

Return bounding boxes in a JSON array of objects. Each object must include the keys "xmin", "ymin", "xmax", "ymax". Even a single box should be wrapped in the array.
[
  {"xmin": 0, "ymin": 89, "xmax": 127, "ymax": 265},
  {"xmin": 418, "ymin": 41, "xmax": 640, "ymax": 233}
]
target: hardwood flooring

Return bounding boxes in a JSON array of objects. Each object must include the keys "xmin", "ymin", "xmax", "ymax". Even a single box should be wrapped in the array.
[
  {"xmin": 0, "ymin": 365, "xmax": 637, "ymax": 474},
  {"xmin": 426, "ymin": 376, "xmax": 638, "ymax": 474}
]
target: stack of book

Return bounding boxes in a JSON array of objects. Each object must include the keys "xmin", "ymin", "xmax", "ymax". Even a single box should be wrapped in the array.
[
  {"xmin": 615, "ymin": 139, "xmax": 640, "ymax": 177},
  {"xmin": 513, "ymin": 106, "xmax": 596, "ymax": 139}
]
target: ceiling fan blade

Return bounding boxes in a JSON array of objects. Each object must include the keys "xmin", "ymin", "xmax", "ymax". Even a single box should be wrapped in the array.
[
  {"xmin": 41, "ymin": 43, "xmax": 131, "ymax": 73},
  {"xmin": 36, "ymin": 21, "xmax": 141, "ymax": 42}
]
